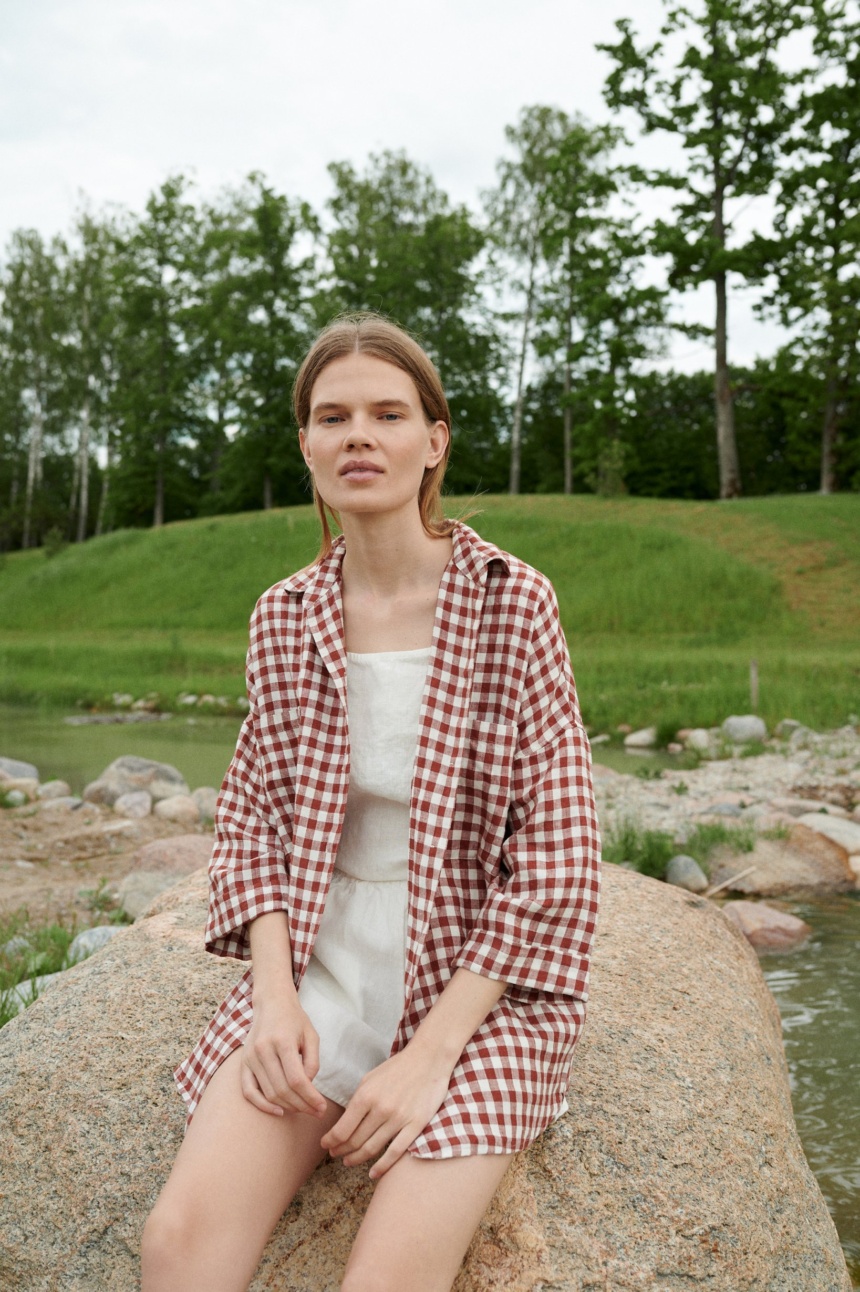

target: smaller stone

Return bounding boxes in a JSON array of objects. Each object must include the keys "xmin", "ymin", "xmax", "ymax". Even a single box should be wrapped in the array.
[
  {"xmin": 665, "ymin": 855, "xmax": 709, "ymax": 893},
  {"xmin": 4, "ymin": 790, "xmax": 28, "ymax": 807},
  {"xmin": 788, "ymin": 726, "xmax": 814, "ymax": 749},
  {"xmin": 2, "ymin": 935, "xmax": 31, "ymax": 957},
  {"xmin": 7, "ymin": 971, "xmax": 64, "ymax": 1015},
  {"xmin": 112, "ymin": 693, "xmax": 134, "ymax": 709},
  {"xmin": 722, "ymin": 715, "xmax": 767, "ymax": 744},
  {"xmin": 130, "ymin": 834, "xmax": 213, "ymax": 876},
  {"xmin": 666, "ymin": 742, "xmax": 683, "ymax": 755},
  {"xmin": 705, "ymin": 803, "xmax": 744, "ymax": 818},
  {"xmin": 68, "ymin": 926, "xmax": 121, "ymax": 964},
  {"xmin": 179, "ymin": 694, "xmax": 198, "ymax": 706},
  {"xmin": 153, "ymin": 795, "xmax": 200, "ymax": 826},
  {"xmin": 114, "ymin": 791, "xmax": 153, "ymax": 819},
  {"xmin": 191, "ymin": 787, "xmax": 218, "ymax": 823},
  {"xmin": 39, "ymin": 796, "xmax": 84, "ymax": 811},
  {"xmin": 114, "ymin": 872, "xmax": 179, "ymax": 920},
  {"xmin": 721, "ymin": 901, "xmax": 812, "ymax": 952},
  {"xmin": 625, "ymin": 726, "xmax": 657, "ymax": 749},
  {"xmin": 198, "ymin": 694, "xmax": 216, "ymax": 706},
  {"xmin": 0, "ymin": 756, "xmax": 39, "ymax": 781},
  {"xmin": 37, "ymin": 780, "xmax": 72, "ymax": 800},
  {"xmin": 3, "ymin": 777, "xmax": 39, "ymax": 800},
  {"xmin": 684, "ymin": 728, "xmax": 711, "ymax": 752},
  {"xmin": 797, "ymin": 813, "xmax": 860, "ymax": 855},
  {"xmin": 14, "ymin": 859, "xmax": 36, "ymax": 870},
  {"xmin": 775, "ymin": 719, "xmax": 803, "ymax": 739},
  {"xmin": 236, "ymin": 697, "xmax": 250, "ymax": 711},
  {"xmin": 589, "ymin": 733, "xmax": 610, "ymax": 746},
  {"xmin": 616, "ymin": 723, "xmax": 632, "ymax": 734}
]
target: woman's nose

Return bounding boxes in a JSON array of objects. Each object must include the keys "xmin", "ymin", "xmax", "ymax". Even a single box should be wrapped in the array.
[{"xmin": 344, "ymin": 418, "xmax": 376, "ymax": 449}]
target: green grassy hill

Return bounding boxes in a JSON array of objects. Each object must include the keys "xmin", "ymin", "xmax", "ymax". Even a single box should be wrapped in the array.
[{"xmin": 1, "ymin": 494, "xmax": 857, "ymax": 731}]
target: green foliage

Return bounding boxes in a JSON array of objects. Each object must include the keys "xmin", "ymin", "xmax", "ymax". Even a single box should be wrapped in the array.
[
  {"xmin": 0, "ymin": 494, "xmax": 858, "ymax": 731},
  {"xmin": 80, "ymin": 879, "xmax": 133, "ymax": 925},
  {"xmin": 684, "ymin": 821, "xmax": 757, "ymax": 864},
  {"xmin": 602, "ymin": 820, "xmax": 676, "ymax": 878},
  {"xmin": 0, "ymin": 910, "xmax": 78, "ymax": 1029}
]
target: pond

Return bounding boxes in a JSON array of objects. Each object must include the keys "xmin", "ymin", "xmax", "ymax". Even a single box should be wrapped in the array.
[{"xmin": 1, "ymin": 705, "xmax": 858, "ymax": 1280}]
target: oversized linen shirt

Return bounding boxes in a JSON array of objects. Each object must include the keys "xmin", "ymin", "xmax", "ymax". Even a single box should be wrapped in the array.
[{"xmin": 174, "ymin": 521, "xmax": 601, "ymax": 1158}]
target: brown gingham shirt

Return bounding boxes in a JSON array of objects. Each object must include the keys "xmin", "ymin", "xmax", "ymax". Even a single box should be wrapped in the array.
[{"xmin": 174, "ymin": 522, "xmax": 601, "ymax": 1157}]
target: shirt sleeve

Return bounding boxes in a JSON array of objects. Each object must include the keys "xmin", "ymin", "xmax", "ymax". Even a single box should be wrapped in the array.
[
  {"xmin": 453, "ymin": 582, "xmax": 601, "ymax": 998},
  {"xmin": 204, "ymin": 603, "xmax": 292, "ymax": 961}
]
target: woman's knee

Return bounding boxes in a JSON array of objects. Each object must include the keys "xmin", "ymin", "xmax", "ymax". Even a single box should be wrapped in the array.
[{"xmin": 140, "ymin": 1195, "xmax": 206, "ymax": 1280}]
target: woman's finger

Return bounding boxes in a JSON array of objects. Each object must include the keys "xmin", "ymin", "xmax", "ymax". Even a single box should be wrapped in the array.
[
  {"xmin": 322, "ymin": 1099, "xmax": 376, "ymax": 1154},
  {"xmin": 341, "ymin": 1121, "xmax": 399, "ymax": 1168},
  {"xmin": 367, "ymin": 1125, "xmax": 416, "ymax": 1180},
  {"xmin": 240, "ymin": 1061, "xmax": 284, "ymax": 1117}
]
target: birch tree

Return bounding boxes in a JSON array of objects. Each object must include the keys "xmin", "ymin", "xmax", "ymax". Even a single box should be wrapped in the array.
[
  {"xmin": 600, "ymin": 0, "xmax": 809, "ymax": 498},
  {"xmin": 755, "ymin": 0, "xmax": 860, "ymax": 492}
]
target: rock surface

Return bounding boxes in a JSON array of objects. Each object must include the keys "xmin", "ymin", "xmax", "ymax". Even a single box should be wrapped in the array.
[
  {"xmin": 191, "ymin": 786, "xmax": 218, "ymax": 823},
  {"xmin": 114, "ymin": 790, "xmax": 153, "ymax": 819},
  {"xmin": 36, "ymin": 779, "xmax": 71, "ymax": 800},
  {"xmin": 722, "ymin": 714, "xmax": 768, "ymax": 744},
  {"xmin": 153, "ymin": 793, "xmax": 200, "ymax": 825},
  {"xmin": 708, "ymin": 823, "xmax": 858, "ymax": 897},
  {"xmin": 0, "ymin": 756, "xmax": 39, "ymax": 781},
  {"xmin": 665, "ymin": 853, "xmax": 709, "ymax": 893},
  {"xmin": 624, "ymin": 726, "xmax": 657, "ymax": 749},
  {"xmin": 83, "ymin": 756, "xmax": 189, "ymax": 807},
  {"xmin": 0, "ymin": 866, "xmax": 849, "ymax": 1291},
  {"xmin": 721, "ymin": 900, "xmax": 813, "ymax": 951}
]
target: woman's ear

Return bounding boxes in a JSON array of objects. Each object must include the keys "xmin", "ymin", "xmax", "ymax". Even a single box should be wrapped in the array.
[
  {"xmin": 426, "ymin": 420, "xmax": 449, "ymax": 468},
  {"xmin": 299, "ymin": 428, "xmax": 312, "ymax": 469}
]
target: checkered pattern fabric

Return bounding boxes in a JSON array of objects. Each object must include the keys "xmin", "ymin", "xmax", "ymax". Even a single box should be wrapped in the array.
[{"xmin": 174, "ymin": 522, "xmax": 601, "ymax": 1157}]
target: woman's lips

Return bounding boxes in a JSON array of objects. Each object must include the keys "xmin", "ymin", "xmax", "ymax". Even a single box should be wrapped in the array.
[{"xmin": 340, "ymin": 463, "xmax": 383, "ymax": 481}]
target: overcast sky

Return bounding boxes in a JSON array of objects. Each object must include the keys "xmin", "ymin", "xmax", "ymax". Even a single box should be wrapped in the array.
[{"xmin": 1, "ymin": 0, "xmax": 791, "ymax": 370}]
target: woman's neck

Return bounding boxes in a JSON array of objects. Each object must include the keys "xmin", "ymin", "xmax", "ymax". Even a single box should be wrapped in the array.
[{"xmin": 339, "ymin": 510, "xmax": 453, "ymax": 599}]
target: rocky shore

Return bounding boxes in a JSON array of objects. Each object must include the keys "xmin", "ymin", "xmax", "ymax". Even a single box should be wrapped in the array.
[{"xmin": 0, "ymin": 722, "xmax": 857, "ymax": 1288}]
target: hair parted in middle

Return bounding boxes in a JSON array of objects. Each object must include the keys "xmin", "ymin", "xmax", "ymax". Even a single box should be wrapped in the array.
[{"xmin": 293, "ymin": 312, "xmax": 456, "ymax": 557}]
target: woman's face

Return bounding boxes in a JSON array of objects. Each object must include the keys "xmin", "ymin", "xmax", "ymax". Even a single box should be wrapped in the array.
[{"xmin": 299, "ymin": 352, "xmax": 448, "ymax": 522}]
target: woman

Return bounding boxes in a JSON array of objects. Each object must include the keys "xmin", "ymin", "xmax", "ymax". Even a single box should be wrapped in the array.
[{"xmin": 141, "ymin": 313, "xmax": 600, "ymax": 1292}]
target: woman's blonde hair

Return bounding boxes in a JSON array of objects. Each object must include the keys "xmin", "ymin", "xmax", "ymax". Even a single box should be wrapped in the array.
[{"xmin": 293, "ymin": 313, "xmax": 455, "ymax": 558}]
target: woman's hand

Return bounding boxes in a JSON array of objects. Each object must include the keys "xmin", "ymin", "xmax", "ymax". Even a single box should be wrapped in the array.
[
  {"xmin": 240, "ymin": 995, "xmax": 328, "ymax": 1119},
  {"xmin": 320, "ymin": 1044, "xmax": 454, "ymax": 1179}
]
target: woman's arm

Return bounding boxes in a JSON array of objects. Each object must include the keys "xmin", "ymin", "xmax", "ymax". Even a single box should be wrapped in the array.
[
  {"xmin": 240, "ymin": 911, "xmax": 328, "ymax": 1119},
  {"xmin": 321, "ymin": 967, "xmax": 507, "ymax": 1177}
]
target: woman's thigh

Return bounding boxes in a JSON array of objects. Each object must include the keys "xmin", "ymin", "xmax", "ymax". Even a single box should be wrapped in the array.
[
  {"xmin": 342, "ymin": 1151, "xmax": 515, "ymax": 1292},
  {"xmin": 142, "ymin": 1047, "xmax": 343, "ymax": 1292}
]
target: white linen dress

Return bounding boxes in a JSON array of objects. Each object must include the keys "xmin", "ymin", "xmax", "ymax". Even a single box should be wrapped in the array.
[{"xmin": 296, "ymin": 646, "xmax": 431, "ymax": 1108}]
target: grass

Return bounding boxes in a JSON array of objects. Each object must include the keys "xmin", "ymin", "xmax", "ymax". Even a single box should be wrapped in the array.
[
  {"xmin": 603, "ymin": 818, "xmax": 759, "ymax": 881},
  {"xmin": 0, "ymin": 494, "xmax": 857, "ymax": 730},
  {"xmin": 0, "ymin": 910, "xmax": 77, "ymax": 1028}
]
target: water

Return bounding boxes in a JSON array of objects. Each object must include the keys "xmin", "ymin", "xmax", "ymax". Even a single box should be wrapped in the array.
[
  {"xmin": 760, "ymin": 895, "xmax": 860, "ymax": 1285},
  {"xmin": 0, "ymin": 704, "xmax": 242, "ymax": 795},
  {"xmin": 1, "ymin": 708, "xmax": 858, "ymax": 1277}
]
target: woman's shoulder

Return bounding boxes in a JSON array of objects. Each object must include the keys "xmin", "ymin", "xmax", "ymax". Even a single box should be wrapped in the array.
[{"xmin": 456, "ymin": 523, "xmax": 558, "ymax": 607}]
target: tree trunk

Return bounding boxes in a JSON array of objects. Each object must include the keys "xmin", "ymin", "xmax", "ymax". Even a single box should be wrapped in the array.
[
  {"xmin": 22, "ymin": 394, "xmax": 44, "ymax": 550},
  {"xmin": 95, "ymin": 432, "xmax": 112, "ymax": 537},
  {"xmin": 153, "ymin": 437, "xmax": 165, "ymax": 528},
  {"xmin": 76, "ymin": 391, "xmax": 91, "ymax": 542},
  {"xmin": 714, "ymin": 269, "xmax": 742, "ymax": 498},
  {"xmin": 563, "ymin": 294, "xmax": 573, "ymax": 495},
  {"xmin": 820, "ymin": 369, "xmax": 839, "ymax": 494},
  {"xmin": 510, "ymin": 235, "xmax": 538, "ymax": 495}
]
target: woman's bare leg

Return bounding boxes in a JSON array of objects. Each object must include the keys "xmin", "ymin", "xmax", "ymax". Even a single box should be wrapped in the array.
[
  {"xmin": 141, "ymin": 1048, "xmax": 343, "ymax": 1292},
  {"xmin": 341, "ymin": 1152, "xmax": 514, "ymax": 1292}
]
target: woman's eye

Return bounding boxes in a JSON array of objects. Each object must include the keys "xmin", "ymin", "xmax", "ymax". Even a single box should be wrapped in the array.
[
  {"xmin": 321, "ymin": 415, "xmax": 342, "ymax": 425},
  {"xmin": 381, "ymin": 412, "xmax": 401, "ymax": 422}
]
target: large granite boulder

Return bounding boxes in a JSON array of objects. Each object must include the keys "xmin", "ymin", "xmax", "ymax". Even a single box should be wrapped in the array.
[
  {"xmin": 83, "ymin": 755, "xmax": 189, "ymax": 807},
  {"xmin": 0, "ymin": 867, "xmax": 849, "ymax": 1291}
]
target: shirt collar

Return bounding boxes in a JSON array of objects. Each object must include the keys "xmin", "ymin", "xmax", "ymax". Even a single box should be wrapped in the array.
[{"xmin": 282, "ymin": 520, "xmax": 509, "ymax": 603}]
